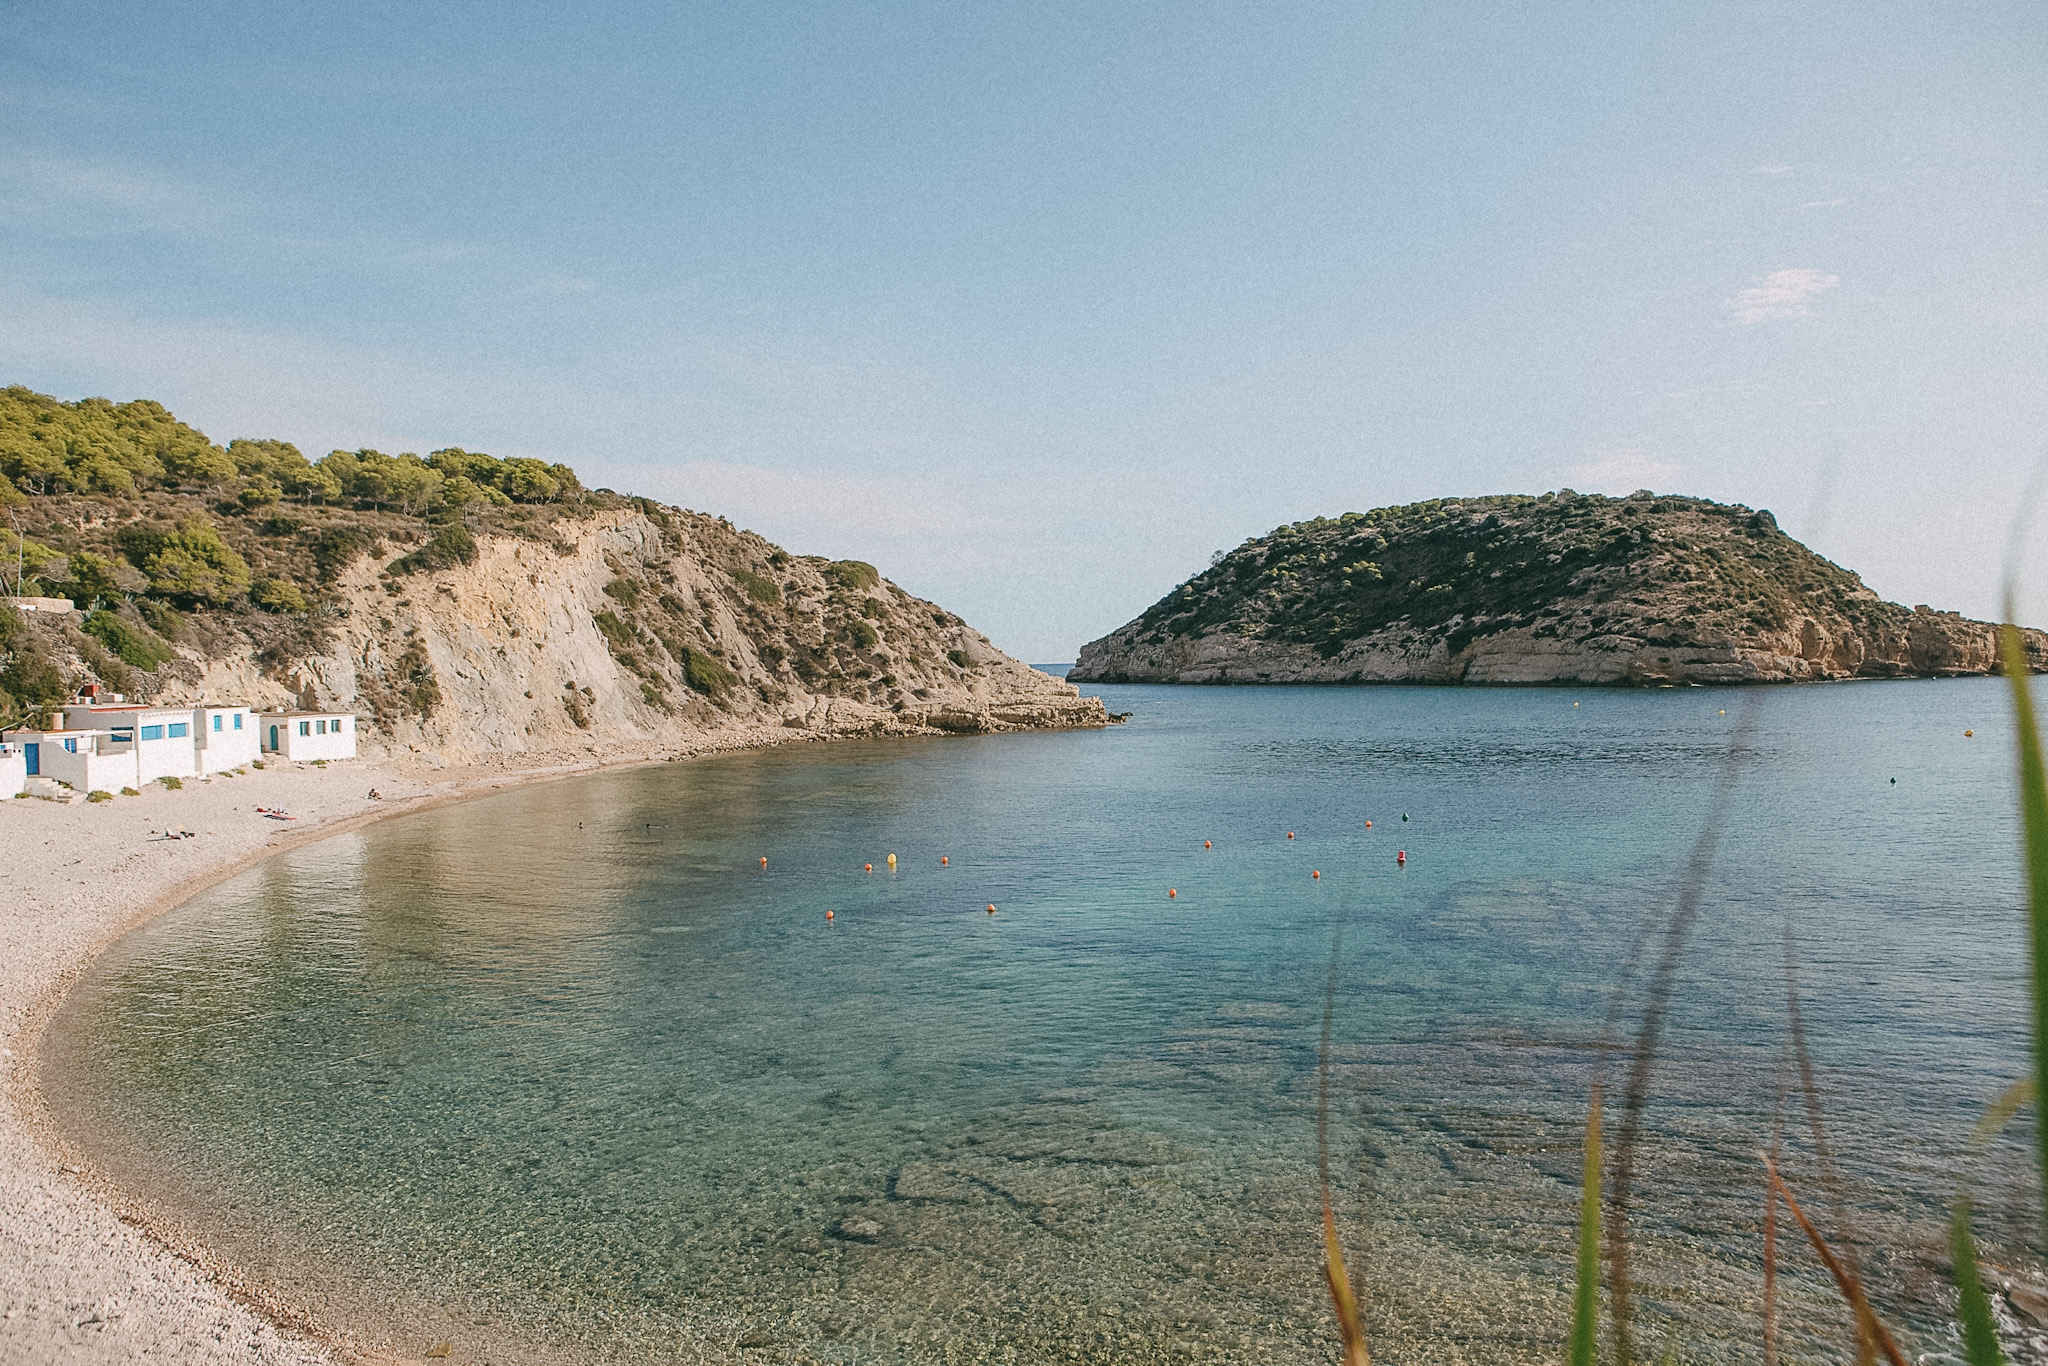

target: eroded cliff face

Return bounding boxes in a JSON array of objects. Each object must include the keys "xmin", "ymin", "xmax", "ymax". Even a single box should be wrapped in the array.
[
  {"xmin": 1071, "ymin": 493, "xmax": 2048, "ymax": 687},
  {"xmin": 67, "ymin": 506, "xmax": 1104, "ymax": 764}
]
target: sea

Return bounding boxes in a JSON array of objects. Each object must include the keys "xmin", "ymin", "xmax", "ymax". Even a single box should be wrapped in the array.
[{"xmin": 42, "ymin": 678, "xmax": 2042, "ymax": 1365}]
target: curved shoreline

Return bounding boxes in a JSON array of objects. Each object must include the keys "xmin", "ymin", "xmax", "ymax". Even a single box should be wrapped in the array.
[{"xmin": 0, "ymin": 722, "xmax": 964, "ymax": 1365}]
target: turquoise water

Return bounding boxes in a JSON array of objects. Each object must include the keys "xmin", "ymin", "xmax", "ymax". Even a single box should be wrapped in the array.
[{"xmin": 46, "ymin": 681, "xmax": 2040, "ymax": 1364}]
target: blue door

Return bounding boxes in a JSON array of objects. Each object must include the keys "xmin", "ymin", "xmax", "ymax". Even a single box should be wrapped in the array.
[
  {"xmin": 269, "ymin": 725, "xmax": 278, "ymax": 752},
  {"xmin": 23, "ymin": 743, "xmax": 37, "ymax": 776}
]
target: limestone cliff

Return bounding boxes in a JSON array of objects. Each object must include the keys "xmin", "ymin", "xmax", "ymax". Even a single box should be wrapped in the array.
[
  {"xmin": 7, "ymin": 503, "xmax": 1104, "ymax": 765},
  {"xmin": 1071, "ymin": 492, "xmax": 2047, "ymax": 687}
]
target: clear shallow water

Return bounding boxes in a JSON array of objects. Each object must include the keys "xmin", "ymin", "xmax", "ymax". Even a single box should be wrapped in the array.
[{"xmin": 46, "ymin": 680, "xmax": 2041, "ymax": 1364}]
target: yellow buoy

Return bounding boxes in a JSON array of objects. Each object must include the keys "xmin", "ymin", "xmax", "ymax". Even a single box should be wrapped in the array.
[
  {"xmin": 887, "ymin": 853, "xmax": 897, "ymax": 867},
  {"xmin": 1965, "ymin": 729, "xmax": 1975, "ymax": 737}
]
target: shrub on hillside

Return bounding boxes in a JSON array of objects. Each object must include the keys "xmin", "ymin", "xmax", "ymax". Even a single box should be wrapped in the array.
[
  {"xmin": 385, "ymin": 524, "xmax": 477, "ymax": 576},
  {"xmin": 116, "ymin": 517, "xmax": 251, "ymax": 606},
  {"xmin": 250, "ymin": 577, "xmax": 310, "ymax": 613},
  {"xmin": 829, "ymin": 560, "xmax": 880, "ymax": 592},
  {"xmin": 84, "ymin": 611, "xmax": 177, "ymax": 670},
  {"xmin": 732, "ymin": 569, "xmax": 781, "ymax": 605}
]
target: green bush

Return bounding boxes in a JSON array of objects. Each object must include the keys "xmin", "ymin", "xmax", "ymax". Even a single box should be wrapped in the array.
[
  {"xmin": 592, "ymin": 611, "xmax": 638, "ymax": 652},
  {"xmin": 947, "ymin": 648, "xmax": 971, "ymax": 669},
  {"xmin": 116, "ymin": 516, "xmax": 251, "ymax": 606},
  {"xmin": 250, "ymin": 577, "xmax": 310, "ymax": 613},
  {"xmin": 603, "ymin": 576, "xmax": 641, "ymax": 607},
  {"xmin": 0, "ymin": 648, "xmax": 66, "ymax": 705},
  {"xmin": 680, "ymin": 646, "xmax": 736, "ymax": 696},
  {"xmin": 84, "ymin": 611, "xmax": 177, "ymax": 669},
  {"xmin": 120, "ymin": 786, "xmax": 140, "ymax": 796},
  {"xmin": 313, "ymin": 526, "xmax": 375, "ymax": 581},
  {"xmin": 732, "ymin": 569, "xmax": 781, "ymax": 605},
  {"xmin": 86, "ymin": 789, "xmax": 112, "ymax": 802},
  {"xmin": 828, "ymin": 560, "xmax": 880, "ymax": 592},
  {"xmin": 138, "ymin": 598, "xmax": 185, "ymax": 638},
  {"xmin": 849, "ymin": 621, "xmax": 879, "ymax": 650},
  {"xmin": 384, "ymin": 524, "xmax": 477, "ymax": 576},
  {"xmin": 156, "ymin": 775, "xmax": 182, "ymax": 790}
]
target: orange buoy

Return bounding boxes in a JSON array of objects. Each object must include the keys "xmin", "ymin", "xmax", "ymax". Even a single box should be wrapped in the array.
[
  {"xmin": 1965, "ymin": 729, "xmax": 1975, "ymax": 737},
  {"xmin": 1168, "ymin": 888, "xmax": 1177, "ymax": 899},
  {"xmin": 941, "ymin": 856, "xmax": 949, "ymax": 865},
  {"xmin": 1287, "ymin": 831, "xmax": 1295, "ymax": 840},
  {"xmin": 1364, "ymin": 820, "xmax": 1372, "ymax": 829},
  {"xmin": 826, "ymin": 909, "xmax": 835, "ymax": 920},
  {"xmin": 760, "ymin": 856, "xmax": 768, "ymax": 868},
  {"xmin": 1203, "ymin": 840, "xmax": 1212, "ymax": 849},
  {"xmin": 1396, "ymin": 850, "xmax": 1407, "ymax": 865},
  {"xmin": 1312, "ymin": 870, "xmax": 1320, "ymax": 879},
  {"xmin": 986, "ymin": 904, "xmax": 996, "ymax": 914},
  {"xmin": 865, "ymin": 863, "xmax": 873, "ymax": 872}
]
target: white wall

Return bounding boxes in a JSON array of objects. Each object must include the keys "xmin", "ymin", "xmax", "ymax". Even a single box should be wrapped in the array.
[
  {"xmin": 0, "ymin": 746, "xmax": 25, "ymax": 796},
  {"xmin": 263, "ymin": 714, "xmax": 359, "ymax": 762},
  {"xmin": 196, "ymin": 708, "xmax": 260, "ymax": 773}
]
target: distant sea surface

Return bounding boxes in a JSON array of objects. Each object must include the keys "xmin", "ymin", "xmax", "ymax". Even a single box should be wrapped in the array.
[{"xmin": 46, "ymin": 681, "xmax": 2037, "ymax": 1364}]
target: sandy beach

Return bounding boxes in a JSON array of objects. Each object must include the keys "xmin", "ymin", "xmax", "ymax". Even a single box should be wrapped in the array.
[{"xmin": 0, "ymin": 729, "xmax": 803, "ymax": 1366}]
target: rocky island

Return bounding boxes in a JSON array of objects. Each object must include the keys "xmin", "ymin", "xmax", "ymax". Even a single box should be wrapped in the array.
[
  {"xmin": 0, "ymin": 386, "xmax": 1105, "ymax": 757},
  {"xmin": 1071, "ymin": 491, "xmax": 2047, "ymax": 686}
]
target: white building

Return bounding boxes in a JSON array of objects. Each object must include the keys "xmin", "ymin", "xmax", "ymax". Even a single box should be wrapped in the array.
[
  {"xmin": 3, "ymin": 700, "xmax": 266, "ymax": 792},
  {"xmin": 0, "ymin": 741, "xmax": 26, "ymax": 797},
  {"xmin": 260, "ymin": 710, "xmax": 358, "ymax": 762}
]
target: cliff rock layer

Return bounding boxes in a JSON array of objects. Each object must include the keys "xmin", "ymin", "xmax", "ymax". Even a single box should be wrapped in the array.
[
  {"xmin": 1071, "ymin": 492, "xmax": 2047, "ymax": 687},
  {"xmin": 10, "ymin": 501, "xmax": 1104, "ymax": 763}
]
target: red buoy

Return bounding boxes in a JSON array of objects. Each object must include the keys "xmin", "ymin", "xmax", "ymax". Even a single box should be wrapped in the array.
[
  {"xmin": 1287, "ymin": 831, "xmax": 1295, "ymax": 840},
  {"xmin": 1396, "ymin": 850, "xmax": 1407, "ymax": 865},
  {"xmin": 865, "ymin": 863, "xmax": 873, "ymax": 872},
  {"xmin": 760, "ymin": 856, "xmax": 768, "ymax": 868},
  {"xmin": 1364, "ymin": 820, "xmax": 1372, "ymax": 829},
  {"xmin": 1203, "ymin": 840, "xmax": 1212, "ymax": 849},
  {"xmin": 826, "ymin": 909, "xmax": 834, "ymax": 921},
  {"xmin": 986, "ymin": 904, "xmax": 996, "ymax": 914},
  {"xmin": 941, "ymin": 856, "xmax": 949, "ymax": 865},
  {"xmin": 1168, "ymin": 888, "xmax": 1177, "ymax": 898},
  {"xmin": 1312, "ymin": 870, "xmax": 1320, "ymax": 879}
]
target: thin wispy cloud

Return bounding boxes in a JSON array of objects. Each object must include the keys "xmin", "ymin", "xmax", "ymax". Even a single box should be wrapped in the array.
[
  {"xmin": 1753, "ymin": 163, "xmax": 1795, "ymax": 176},
  {"xmin": 1567, "ymin": 448, "xmax": 1686, "ymax": 493},
  {"xmin": 1730, "ymin": 268, "xmax": 1840, "ymax": 323},
  {"xmin": 1798, "ymin": 197, "xmax": 1848, "ymax": 210}
]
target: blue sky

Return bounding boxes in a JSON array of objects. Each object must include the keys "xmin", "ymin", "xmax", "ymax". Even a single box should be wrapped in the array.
[{"xmin": 3, "ymin": 1, "xmax": 2043, "ymax": 659}]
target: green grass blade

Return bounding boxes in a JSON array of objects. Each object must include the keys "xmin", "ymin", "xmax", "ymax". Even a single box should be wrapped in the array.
[
  {"xmin": 2000, "ymin": 623, "xmax": 2048, "ymax": 1239},
  {"xmin": 1571, "ymin": 1086, "xmax": 1603, "ymax": 1366},
  {"xmin": 1951, "ymin": 1196, "xmax": 2006, "ymax": 1366}
]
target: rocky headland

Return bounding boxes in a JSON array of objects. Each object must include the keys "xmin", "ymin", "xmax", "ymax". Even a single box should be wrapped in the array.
[
  {"xmin": 0, "ymin": 386, "xmax": 1106, "ymax": 760},
  {"xmin": 1071, "ymin": 491, "xmax": 2047, "ymax": 687}
]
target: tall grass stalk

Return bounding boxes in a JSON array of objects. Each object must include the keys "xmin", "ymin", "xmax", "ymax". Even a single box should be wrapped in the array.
[
  {"xmin": 1606, "ymin": 695, "xmax": 1760, "ymax": 1366},
  {"xmin": 1760, "ymin": 1157, "xmax": 1908, "ymax": 1366},
  {"xmin": 2000, "ymin": 622, "xmax": 2048, "ymax": 1238},
  {"xmin": 1319, "ymin": 938, "xmax": 1371, "ymax": 1366},
  {"xmin": 1569, "ymin": 1086, "xmax": 1602, "ymax": 1366}
]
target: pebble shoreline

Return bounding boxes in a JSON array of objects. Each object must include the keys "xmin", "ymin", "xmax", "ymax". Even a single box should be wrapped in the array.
[{"xmin": 0, "ymin": 725, "xmax": 817, "ymax": 1366}]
